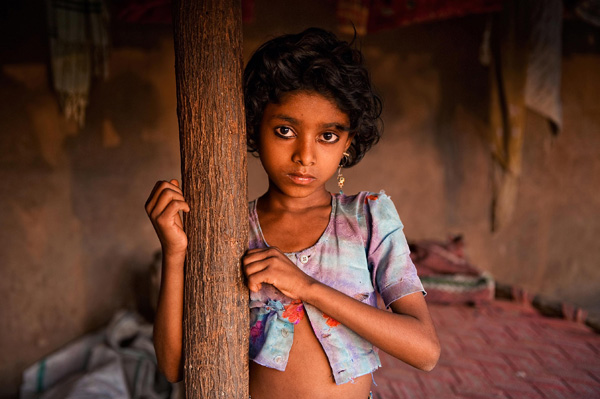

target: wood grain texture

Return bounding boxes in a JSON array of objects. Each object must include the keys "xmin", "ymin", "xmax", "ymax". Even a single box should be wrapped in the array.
[{"xmin": 172, "ymin": 1, "xmax": 249, "ymax": 397}]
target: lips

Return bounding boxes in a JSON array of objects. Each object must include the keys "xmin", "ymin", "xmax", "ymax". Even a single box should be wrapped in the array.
[{"xmin": 287, "ymin": 172, "xmax": 316, "ymax": 185}]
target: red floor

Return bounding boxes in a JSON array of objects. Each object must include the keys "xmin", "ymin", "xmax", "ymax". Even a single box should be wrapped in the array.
[{"xmin": 372, "ymin": 300, "xmax": 600, "ymax": 398}]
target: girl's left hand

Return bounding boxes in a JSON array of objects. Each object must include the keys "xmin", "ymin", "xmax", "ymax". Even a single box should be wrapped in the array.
[{"xmin": 242, "ymin": 247, "xmax": 315, "ymax": 299}]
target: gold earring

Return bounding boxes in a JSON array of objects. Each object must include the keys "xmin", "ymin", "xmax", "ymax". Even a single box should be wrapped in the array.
[{"xmin": 337, "ymin": 152, "xmax": 350, "ymax": 194}]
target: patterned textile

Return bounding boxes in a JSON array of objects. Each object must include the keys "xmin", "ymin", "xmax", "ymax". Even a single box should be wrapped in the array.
[
  {"xmin": 410, "ymin": 236, "xmax": 495, "ymax": 305},
  {"xmin": 248, "ymin": 191, "xmax": 425, "ymax": 385},
  {"xmin": 46, "ymin": 0, "xmax": 110, "ymax": 127}
]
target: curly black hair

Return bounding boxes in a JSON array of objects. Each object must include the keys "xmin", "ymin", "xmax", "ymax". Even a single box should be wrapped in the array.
[{"xmin": 244, "ymin": 28, "xmax": 383, "ymax": 167}]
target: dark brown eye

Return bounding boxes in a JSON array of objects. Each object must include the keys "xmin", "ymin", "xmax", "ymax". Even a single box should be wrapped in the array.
[
  {"xmin": 320, "ymin": 132, "xmax": 339, "ymax": 143},
  {"xmin": 276, "ymin": 126, "xmax": 294, "ymax": 137}
]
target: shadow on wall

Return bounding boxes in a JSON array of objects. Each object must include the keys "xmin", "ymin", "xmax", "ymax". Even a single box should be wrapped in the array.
[
  {"xmin": 377, "ymin": 17, "xmax": 490, "ymax": 226},
  {"xmin": 359, "ymin": 16, "xmax": 491, "ymax": 234},
  {"xmin": 65, "ymin": 70, "xmax": 163, "ymax": 330},
  {"xmin": 0, "ymin": 60, "xmax": 171, "ymax": 395}
]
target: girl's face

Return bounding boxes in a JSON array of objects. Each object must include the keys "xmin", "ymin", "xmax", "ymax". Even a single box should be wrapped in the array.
[{"xmin": 258, "ymin": 91, "xmax": 353, "ymax": 199}]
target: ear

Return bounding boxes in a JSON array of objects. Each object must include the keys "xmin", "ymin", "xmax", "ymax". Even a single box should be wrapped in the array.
[{"xmin": 344, "ymin": 133, "xmax": 355, "ymax": 151}]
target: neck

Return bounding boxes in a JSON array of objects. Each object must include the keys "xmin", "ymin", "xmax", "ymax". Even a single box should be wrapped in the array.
[{"xmin": 260, "ymin": 184, "xmax": 331, "ymax": 213}]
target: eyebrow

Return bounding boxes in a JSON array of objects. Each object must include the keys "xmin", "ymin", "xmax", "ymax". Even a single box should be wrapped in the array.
[{"xmin": 270, "ymin": 114, "xmax": 350, "ymax": 131}]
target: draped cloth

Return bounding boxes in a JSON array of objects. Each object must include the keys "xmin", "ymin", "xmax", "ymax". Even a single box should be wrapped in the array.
[
  {"xmin": 484, "ymin": 0, "xmax": 563, "ymax": 231},
  {"xmin": 575, "ymin": 0, "xmax": 600, "ymax": 27},
  {"xmin": 336, "ymin": 0, "xmax": 503, "ymax": 35},
  {"xmin": 46, "ymin": 0, "xmax": 110, "ymax": 128},
  {"xmin": 334, "ymin": 0, "xmax": 563, "ymax": 231}
]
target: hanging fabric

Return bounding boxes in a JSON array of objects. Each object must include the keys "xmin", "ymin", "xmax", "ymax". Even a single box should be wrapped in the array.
[
  {"xmin": 116, "ymin": 0, "xmax": 256, "ymax": 24},
  {"xmin": 484, "ymin": 0, "xmax": 563, "ymax": 231},
  {"xmin": 575, "ymin": 0, "xmax": 600, "ymax": 27},
  {"xmin": 337, "ymin": 0, "xmax": 504, "ymax": 35},
  {"xmin": 46, "ymin": 0, "xmax": 110, "ymax": 128}
]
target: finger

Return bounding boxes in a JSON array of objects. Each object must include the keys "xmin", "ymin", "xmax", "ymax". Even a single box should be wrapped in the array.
[
  {"xmin": 174, "ymin": 202, "xmax": 189, "ymax": 230},
  {"xmin": 242, "ymin": 247, "xmax": 281, "ymax": 267},
  {"xmin": 145, "ymin": 180, "xmax": 184, "ymax": 213},
  {"xmin": 146, "ymin": 180, "xmax": 168, "ymax": 213},
  {"xmin": 244, "ymin": 246, "xmax": 283, "ymax": 257},
  {"xmin": 243, "ymin": 257, "xmax": 270, "ymax": 277},
  {"xmin": 149, "ymin": 188, "xmax": 187, "ymax": 219},
  {"xmin": 247, "ymin": 281, "xmax": 262, "ymax": 293},
  {"xmin": 246, "ymin": 247, "xmax": 269, "ymax": 254},
  {"xmin": 151, "ymin": 188, "xmax": 186, "ymax": 216},
  {"xmin": 156, "ymin": 200, "xmax": 190, "ymax": 229},
  {"xmin": 244, "ymin": 248, "xmax": 268, "ymax": 257},
  {"xmin": 168, "ymin": 180, "xmax": 184, "ymax": 195},
  {"xmin": 246, "ymin": 269, "xmax": 274, "ymax": 293},
  {"xmin": 145, "ymin": 180, "xmax": 163, "ymax": 210}
]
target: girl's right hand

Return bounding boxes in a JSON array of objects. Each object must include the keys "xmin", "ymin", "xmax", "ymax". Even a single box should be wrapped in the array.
[{"xmin": 145, "ymin": 179, "xmax": 190, "ymax": 258}]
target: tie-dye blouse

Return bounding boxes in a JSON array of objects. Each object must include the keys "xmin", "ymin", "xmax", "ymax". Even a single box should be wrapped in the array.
[{"xmin": 248, "ymin": 191, "xmax": 425, "ymax": 385}]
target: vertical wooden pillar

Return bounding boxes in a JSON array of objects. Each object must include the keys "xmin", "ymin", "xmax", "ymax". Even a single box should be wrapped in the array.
[{"xmin": 172, "ymin": 1, "xmax": 248, "ymax": 398}]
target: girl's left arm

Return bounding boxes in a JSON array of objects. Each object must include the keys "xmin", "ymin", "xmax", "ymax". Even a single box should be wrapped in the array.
[
  {"xmin": 305, "ymin": 281, "xmax": 440, "ymax": 372},
  {"xmin": 243, "ymin": 248, "xmax": 440, "ymax": 371}
]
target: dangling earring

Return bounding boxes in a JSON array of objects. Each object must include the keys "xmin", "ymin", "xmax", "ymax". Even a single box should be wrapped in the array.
[{"xmin": 337, "ymin": 152, "xmax": 350, "ymax": 194}]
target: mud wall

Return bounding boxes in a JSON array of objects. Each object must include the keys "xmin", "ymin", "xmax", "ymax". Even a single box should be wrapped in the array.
[{"xmin": 1, "ymin": 1, "xmax": 598, "ymax": 396}]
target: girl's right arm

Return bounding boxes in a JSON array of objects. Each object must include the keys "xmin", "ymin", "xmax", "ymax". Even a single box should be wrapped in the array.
[{"xmin": 145, "ymin": 179, "xmax": 190, "ymax": 383}]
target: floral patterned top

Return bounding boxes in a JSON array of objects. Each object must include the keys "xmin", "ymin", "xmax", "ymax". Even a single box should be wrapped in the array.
[{"xmin": 248, "ymin": 191, "xmax": 425, "ymax": 385}]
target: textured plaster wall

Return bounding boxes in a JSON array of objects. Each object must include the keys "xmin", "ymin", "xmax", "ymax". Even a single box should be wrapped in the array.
[
  {"xmin": 0, "ymin": 35, "xmax": 182, "ymax": 395},
  {"xmin": 1, "ymin": 1, "xmax": 599, "ymax": 396}
]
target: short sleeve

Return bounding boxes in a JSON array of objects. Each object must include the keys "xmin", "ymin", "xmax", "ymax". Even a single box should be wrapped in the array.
[{"xmin": 364, "ymin": 192, "xmax": 425, "ymax": 308}]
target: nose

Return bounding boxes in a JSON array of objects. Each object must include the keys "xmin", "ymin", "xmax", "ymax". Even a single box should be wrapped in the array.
[{"xmin": 292, "ymin": 137, "xmax": 316, "ymax": 166}]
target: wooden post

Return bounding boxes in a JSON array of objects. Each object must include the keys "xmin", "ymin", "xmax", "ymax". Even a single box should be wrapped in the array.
[{"xmin": 172, "ymin": 1, "xmax": 248, "ymax": 398}]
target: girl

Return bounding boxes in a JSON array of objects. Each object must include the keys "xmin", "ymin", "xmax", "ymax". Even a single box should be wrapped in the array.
[{"xmin": 146, "ymin": 28, "xmax": 440, "ymax": 399}]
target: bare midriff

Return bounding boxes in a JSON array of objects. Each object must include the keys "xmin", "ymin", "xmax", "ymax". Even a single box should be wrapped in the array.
[{"xmin": 248, "ymin": 309, "xmax": 372, "ymax": 399}]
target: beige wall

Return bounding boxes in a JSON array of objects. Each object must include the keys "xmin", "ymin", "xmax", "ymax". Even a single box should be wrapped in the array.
[{"xmin": 1, "ymin": 1, "xmax": 599, "ymax": 396}]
